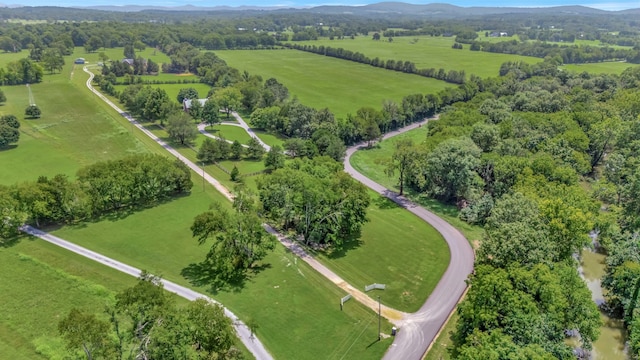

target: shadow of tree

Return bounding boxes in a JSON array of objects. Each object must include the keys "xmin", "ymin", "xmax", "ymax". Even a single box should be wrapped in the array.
[{"xmin": 181, "ymin": 261, "xmax": 271, "ymax": 295}]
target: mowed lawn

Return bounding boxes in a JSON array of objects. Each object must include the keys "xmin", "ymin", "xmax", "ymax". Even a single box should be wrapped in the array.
[
  {"xmin": 215, "ymin": 49, "xmax": 451, "ymax": 118},
  {"xmin": 318, "ymin": 190, "xmax": 449, "ymax": 312},
  {"xmin": 291, "ymin": 35, "xmax": 541, "ymax": 78},
  {"xmin": 51, "ymin": 191, "xmax": 392, "ymax": 360},
  {"xmin": 349, "ymin": 125, "xmax": 484, "ymax": 244},
  {"xmin": 0, "ymin": 50, "xmax": 147, "ymax": 185}
]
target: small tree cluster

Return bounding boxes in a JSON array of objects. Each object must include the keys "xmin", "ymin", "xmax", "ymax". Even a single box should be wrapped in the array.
[
  {"xmin": 0, "ymin": 114, "xmax": 20, "ymax": 147},
  {"xmin": 58, "ymin": 273, "xmax": 243, "ymax": 359}
]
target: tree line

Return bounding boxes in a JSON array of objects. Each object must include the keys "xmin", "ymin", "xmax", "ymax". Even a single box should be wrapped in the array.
[
  {"xmin": 0, "ymin": 154, "xmax": 192, "ymax": 240},
  {"xmin": 462, "ymin": 39, "xmax": 640, "ymax": 64},
  {"xmin": 378, "ymin": 63, "xmax": 640, "ymax": 357}
]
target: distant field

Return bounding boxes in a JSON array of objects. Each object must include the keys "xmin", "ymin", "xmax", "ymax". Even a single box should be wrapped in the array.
[
  {"xmin": 215, "ymin": 49, "xmax": 451, "ymax": 119},
  {"xmin": 290, "ymin": 35, "xmax": 541, "ymax": 78},
  {"xmin": 562, "ymin": 61, "xmax": 639, "ymax": 75}
]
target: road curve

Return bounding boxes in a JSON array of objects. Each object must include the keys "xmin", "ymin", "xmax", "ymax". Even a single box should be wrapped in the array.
[
  {"xmin": 343, "ymin": 118, "xmax": 475, "ymax": 360},
  {"xmin": 20, "ymin": 225, "xmax": 273, "ymax": 360}
]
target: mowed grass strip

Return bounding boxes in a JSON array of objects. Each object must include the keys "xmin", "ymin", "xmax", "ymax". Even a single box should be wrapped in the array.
[
  {"xmin": 51, "ymin": 190, "xmax": 392, "ymax": 360},
  {"xmin": 349, "ymin": 125, "xmax": 484, "ymax": 244},
  {"xmin": 291, "ymin": 35, "xmax": 541, "ymax": 78},
  {"xmin": 215, "ymin": 49, "xmax": 451, "ymax": 119},
  {"xmin": 318, "ymin": 190, "xmax": 449, "ymax": 313}
]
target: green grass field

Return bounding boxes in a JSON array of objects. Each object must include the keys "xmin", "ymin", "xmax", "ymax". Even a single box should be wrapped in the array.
[
  {"xmin": 0, "ymin": 50, "xmax": 147, "ymax": 185},
  {"xmin": 289, "ymin": 35, "xmax": 541, "ymax": 79},
  {"xmin": 562, "ymin": 62, "xmax": 639, "ymax": 75},
  {"xmin": 349, "ymin": 126, "xmax": 484, "ymax": 244},
  {"xmin": 215, "ymin": 49, "xmax": 451, "ymax": 119},
  {"xmin": 318, "ymin": 190, "xmax": 449, "ymax": 312},
  {"xmin": 252, "ymin": 129, "xmax": 287, "ymax": 148},
  {"xmin": 208, "ymin": 124, "xmax": 254, "ymax": 144},
  {"xmin": 0, "ymin": 239, "xmax": 138, "ymax": 359},
  {"xmin": 50, "ymin": 191, "xmax": 392, "ymax": 360}
]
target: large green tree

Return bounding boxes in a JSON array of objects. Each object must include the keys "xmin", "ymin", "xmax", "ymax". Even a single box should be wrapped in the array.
[
  {"xmin": 416, "ymin": 136, "xmax": 483, "ymax": 202},
  {"xmin": 258, "ymin": 158, "xmax": 370, "ymax": 248},
  {"xmin": 58, "ymin": 308, "xmax": 112, "ymax": 360},
  {"xmin": 166, "ymin": 112, "xmax": 197, "ymax": 145},
  {"xmin": 191, "ymin": 201, "xmax": 276, "ymax": 284},
  {"xmin": 383, "ymin": 138, "xmax": 415, "ymax": 195}
]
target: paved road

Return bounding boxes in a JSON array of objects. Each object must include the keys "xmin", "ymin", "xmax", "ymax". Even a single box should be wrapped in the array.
[
  {"xmin": 343, "ymin": 118, "xmax": 475, "ymax": 360},
  {"xmin": 20, "ymin": 225, "xmax": 273, "ymax": 360}
]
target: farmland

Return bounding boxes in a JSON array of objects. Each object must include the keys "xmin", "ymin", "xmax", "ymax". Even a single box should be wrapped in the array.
[
  {"xmin": 289, "ymin": 35, "xmax": 541, "ymax": 79},
  {"xmin": 215, "ymin": 49, "xmax": 452, "ymax": 118}
]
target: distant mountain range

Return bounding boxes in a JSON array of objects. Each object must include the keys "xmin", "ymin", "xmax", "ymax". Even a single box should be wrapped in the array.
[
  {"xmin": 75, "ymin": 2, "xmax": 639, "ymax": 15},
  {"xmin": 0, "ymin": 2, "xmax": 638, "ymax": 17}
]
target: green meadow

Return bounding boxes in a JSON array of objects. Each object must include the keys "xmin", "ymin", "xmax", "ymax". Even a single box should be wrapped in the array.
[
  {"xmin": 0, "ymin": 50, "xmax": 147, "ymax": 185},
  {"xmin": 215, "ymin": 49, "xmax": 451, "ymax": 119},
  {"xmin": 0, "ymin": 239, "xmax": 135, "ymax": 359},
  {"xmin": 562, "ymin": 61, "xmax": 639, "ymax": 75},
  {"xmin": 51, "ymin": 191, "xmax": 393, "ymax": 360},
  {"xmin": 291, "ymin": 35, "xmax": 541, "ymax": 79},
  {"xmin": 317, "ymin": 190, "xmax": 449, "ymax": 312}
]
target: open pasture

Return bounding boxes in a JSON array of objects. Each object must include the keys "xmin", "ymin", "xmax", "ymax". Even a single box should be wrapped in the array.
[
  {"xmin": 562, "ymin": 61, "xmax": 638, "ymax": 75},
  {"xmin": 51, "ymin": 190, "xmax": 392, "ymax": 360},
  {"xmin": 290, "ymin": 35, "xmax": 541, "ymax": 79},
  {"xmin": 0, "ymin": 239, "xmax": 138, "ymax": 359},
  {"xmin": 0, "ymin": 50, "xmax": 147, "ymax": 185},
  {"xmin": 318, "ymin": 189, "xmax": 449, "ymax": 312},
  {"xmin": 215, "ymin": 49, "xmax": 451, "ymax": 119}
]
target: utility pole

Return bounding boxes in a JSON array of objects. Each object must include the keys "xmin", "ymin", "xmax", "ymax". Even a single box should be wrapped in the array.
[{"xmin": 378, "ymin": 296, "xmax": 381, "ymax": 341}]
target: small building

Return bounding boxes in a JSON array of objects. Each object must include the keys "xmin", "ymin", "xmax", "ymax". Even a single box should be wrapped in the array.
[
  {"xmin": 121, "ymin": 58, "xmax": 135, "ymax": 66},
  {"xmin": 74, "ymin": 58, "xmax": 85, "ymax": 64},
  {"xmin": 183, "ymin": 98, "xmax": 208, "ymax": 111}
]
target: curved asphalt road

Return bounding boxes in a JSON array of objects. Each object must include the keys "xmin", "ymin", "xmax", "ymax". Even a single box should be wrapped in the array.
[{"xmin": 343, "ymin": 119, "xmax": 475, "ymax": 360}]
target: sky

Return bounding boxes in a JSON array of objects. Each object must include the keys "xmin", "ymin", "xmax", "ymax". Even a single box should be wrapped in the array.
[{"xmin": 9, "ymin": 1, "xmax": 639, "ymax": 11}]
